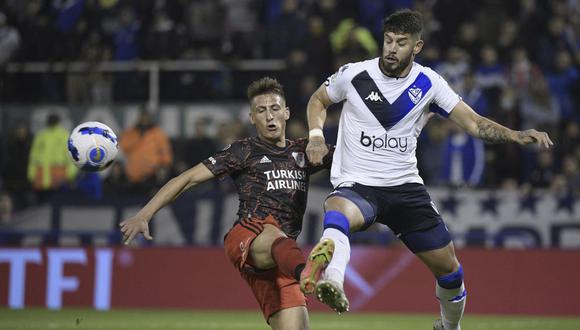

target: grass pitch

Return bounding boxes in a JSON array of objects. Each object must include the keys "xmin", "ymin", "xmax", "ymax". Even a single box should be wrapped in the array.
[{"xmin": 2, "ymin": 308, "xmax": 580, "ymax": 329}]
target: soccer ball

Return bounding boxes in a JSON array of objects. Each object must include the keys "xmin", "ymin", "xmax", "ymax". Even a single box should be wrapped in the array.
[{"xmin": 67, "ymin": 121, "xmax": 119, "ymax": 171}]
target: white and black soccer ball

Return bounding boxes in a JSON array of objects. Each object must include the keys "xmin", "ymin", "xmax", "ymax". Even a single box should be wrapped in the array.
[{"xmin": 67, "ymin": 121, "xmax": 119, "ymax": 171}]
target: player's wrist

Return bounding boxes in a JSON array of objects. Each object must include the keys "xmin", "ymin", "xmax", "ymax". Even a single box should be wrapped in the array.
[{"xmin": 309, "ymin": 128, "xmax": 324, "ymax": 140}]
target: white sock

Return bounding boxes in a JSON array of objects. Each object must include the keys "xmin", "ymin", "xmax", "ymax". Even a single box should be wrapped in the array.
[
  {"xmin": 320, "ymin": 228, "xmax": 350, "ymax": 286},
  {"xmin": 436, "ymin": 282, "xmax": 466, "ymax": 330}
]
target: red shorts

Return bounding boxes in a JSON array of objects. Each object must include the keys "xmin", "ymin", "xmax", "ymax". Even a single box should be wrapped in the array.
[{"xmin": 224, "ymin": 215, "xmax": 306, "ymax": 320}]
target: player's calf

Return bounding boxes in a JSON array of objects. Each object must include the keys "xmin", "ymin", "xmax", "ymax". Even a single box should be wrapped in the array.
[{"xmin": 435, "ymin": 265, "xmax": 466, "ymax": 330}]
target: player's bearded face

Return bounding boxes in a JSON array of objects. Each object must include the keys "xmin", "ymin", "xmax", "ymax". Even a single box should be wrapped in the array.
[
  {"xmin": 250, "ymin": 93, "xmax": 289, "ymax": 144},
  {"xmin": 380, "ymin": 32, "xmax": 422, "ymax": 77}
]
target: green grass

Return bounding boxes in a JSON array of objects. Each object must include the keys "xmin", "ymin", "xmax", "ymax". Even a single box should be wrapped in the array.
[{"xmin": 1, "ymin": 308, "xmax": 580, "ymax": 330}]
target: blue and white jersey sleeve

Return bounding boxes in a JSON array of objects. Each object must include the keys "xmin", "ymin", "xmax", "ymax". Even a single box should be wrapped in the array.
[
  {"xmin": 426, "ymin": 68, "xmax": 462, "ymax": 118},
  {"xmin": 325, "ymin": 63, "xmax": 356, "ymax": 103}
]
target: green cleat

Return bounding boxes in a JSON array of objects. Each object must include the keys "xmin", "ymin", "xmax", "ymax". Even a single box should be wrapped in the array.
[
  {"xmin": 315, "ymin": 279, "xmax": 350, "ymax": 314},
  {"xmin": 300, "ymin": 238, "xmax": 335, "ymax": 295}
]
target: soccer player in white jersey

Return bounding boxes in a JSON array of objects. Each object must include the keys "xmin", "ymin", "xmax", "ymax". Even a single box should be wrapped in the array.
[{"xmin": 298, "ymin": 9, "xmax": 553, "ymax": 330}]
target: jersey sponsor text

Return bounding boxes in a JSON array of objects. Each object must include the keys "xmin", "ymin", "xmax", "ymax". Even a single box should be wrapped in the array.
[
  {"xmin": 265, "ymin": 169, "xmax": 307, "ymax": 191},
  {"xmin": 360, "ymin": 131, "xmax": 409, "ymax": 152}
]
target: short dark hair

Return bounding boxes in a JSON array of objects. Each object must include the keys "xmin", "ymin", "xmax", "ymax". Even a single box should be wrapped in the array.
[
  {"xmin": 47, "ymin": 113, "xmax": 60, "ymax": 126},
  {"xmin": 383, "ymin": 9, "xmax": 423, "ymax": 36},
  {"xmin": 247, "ymin": 77, "xmax": 285, "ymax": 102}
]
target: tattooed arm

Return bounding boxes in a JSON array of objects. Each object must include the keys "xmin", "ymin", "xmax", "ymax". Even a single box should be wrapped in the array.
[{"xmin": 448, "ymin": 101, "xmax": 553, "ymax": 148}]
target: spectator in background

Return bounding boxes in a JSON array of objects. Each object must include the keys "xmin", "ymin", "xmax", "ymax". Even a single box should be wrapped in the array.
[
  {"xmin": 330, "ymin": 18, "xmax": 378, "ymax": 68},
  {"xmin": 462, "ymin": 71, "xmax": 489, "ymax": 117},
  {"xmin": 496, "ymin": 20, "xmax": 519, "ymax": 62},
  {"xmin": 185, "ymin": 0, "xmax": 223, "ymax": 58},
  {"xmin": 416, "ymin": 44, "xmax": 441, "ymax": 67},
  {"xmin": 441, "ymin": 125, "xmax": 485, "ymax": 187},
  {"xmin": 286, "ymin": 119, "xmax": 307, "ymax": 140},
  {"xmin": 529, "ymin": 149, "xmax": 557, "ymax": 189},
  {"xmin": 181, "ymin": 117, "xmax": 219, "ymax": 171},
  {"xmin": 282, "ymin": 49, "xmax": 309, "ymax": 114},
  {"xmin": 519, "ymin": 75, "xmax": 560, "ymax": 135},
  {"xmin": 28, "ymin": 114, "xmax": 78, "ymax": 203},
  {"xmin": 67, "ymin": 30, "xmax": 113, "ymax": 104},
  {"xmin": 216, "ymin": 117, "xmax": 248, "ymax": 149},
  {"xmin": 537, "ymin": 16, "xmax": 572, "ymax": 70},
  {"xmin": 0, "ymin": 11, "xmax": 20, "ymax": 67},
  {"xmin": 440, "ymin": 72, "xmax": 488, "ymax": 187},
  {"xmin": 145, "ymin": 10, "xmax": 178, "ymax": 60},
  {"xmin": 518, "ymin": 74, "xmax": 561, "ymax": 183},
  {"xmin": 103, "ymin": 162, "xmax": 130, "ymax": 196},
  {"xmin": 53, "ymin": 0, "xmax": 87, "ymax": 61},
  {"xmin": 221, "ymin": 0, "xmax": 262, "ymax": 59},
  {"xmin": 454, "ymin": 22, "xmax": 479, "ymax": 61},
  {"xmin": 112, "ymin": 6, "xmax": 140, "ymax": 61},
  {"xmin": 112, "ymin": 6, "xmax": 142, "ymax": 100},
  {"xmin": 301, "ymin": 16, "xmax": 333, "ymax": 78},
  {"xmin": 558, "ymin": 121, "xmax": 580, "ymax": 162},
  {"xmin": 12, "ymin": 0, "xmax": 51, "ymax": 61},
  {"xmin": 119, "ymin": 110, "xmax": 173, "ymax": 194},
  {"xmin": 552, "ymin": 154, "xmax": 580, "ymax": 194},
  {"xmin": 417, "ymin": 119, "xmax": 451, "ymax": 186},
  {"xmin": 474, "ymin": 45, "xmax": 506, "ymax": 106},
  {"xmin": 509, "ymin": 47, "xmax": 542, "ymax": 93},
  {"xmin": 265, "ymin": 0, "xmax": 306, "ymax": 59},
  {"xmin": 436, "ymin": 46, "xmax": 470, "ymax": 95},
  {"xmin": 0, "ymin": 191, "xmax": 13, "ymax": 225},
  {"xmin": 1, "ymin": 121, "xmax": 33, "ymax": 210},
  {"xmin": 546, "ymin": 50, "xmax": 578, "ymax": 122}
]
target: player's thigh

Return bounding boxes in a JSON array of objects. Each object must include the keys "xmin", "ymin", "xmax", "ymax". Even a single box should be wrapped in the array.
[
  {"xmin": 250, "ymin": 224, "xmax": 286, "ymax": 270},
  {"xmin": 325, "ymin": 196, "xmax": 366, "ymax": 231},
  {"xmin": 268, "ymin": 306, "xmax": 309, "ymax": 330},
  {"xmin": 415, "ymin": 241, "xmax": 460, "ymax": 277}
]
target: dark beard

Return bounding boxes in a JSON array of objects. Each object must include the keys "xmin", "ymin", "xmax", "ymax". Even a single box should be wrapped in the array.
[{"xmin": 379, "ymin": 54, "xmax": 413, "ymax": 78}]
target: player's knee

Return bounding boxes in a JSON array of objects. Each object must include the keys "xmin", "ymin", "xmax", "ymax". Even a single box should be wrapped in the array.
[
  {"xmin": 324, "ymin": 197, "xmax": 364, "ymax": 230},
  {"xmin": 323, "ymin": 210, "xmax": 351, "ymax": 236},
  {"xmin": 437, "ymin": 264, "xmax": 464, "ymax": 289}
]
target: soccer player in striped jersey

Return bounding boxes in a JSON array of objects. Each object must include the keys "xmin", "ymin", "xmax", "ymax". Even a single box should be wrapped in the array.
[
  {"xmin": 299, "ymin": 9, "xmax": 553, "ymax": 330},
  {"xmin": 120, "ymin": 77, "xmax": 333, "ymax": 330}
]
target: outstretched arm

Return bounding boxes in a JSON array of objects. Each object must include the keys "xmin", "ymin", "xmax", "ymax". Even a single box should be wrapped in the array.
[
  {"xmin": 120, "ymin": 163, "xmax": 215, "ymax": 244},
  {"xmin": 306, "ymin": 85, "xmax": 334, "ymax": 165},
  {"xmin": 448, "ymin": 101, "xmax": 553, "ymax": 148}
]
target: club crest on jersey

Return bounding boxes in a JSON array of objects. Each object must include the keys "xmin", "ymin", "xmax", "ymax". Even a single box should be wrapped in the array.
[
  {"xmin": 292, "ymin": 152, "xmax": 306, "ymax": 168},
  {"xmin": 408, "ymin": 86, "xmax": 423, "ymax": 104}
]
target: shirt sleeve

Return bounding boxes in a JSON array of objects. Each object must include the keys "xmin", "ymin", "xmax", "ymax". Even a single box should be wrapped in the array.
[
  {"xmin": 429, "ymin": 69, "xmax": 462, "ymax": 118},
  {"xmin": 325, "ymin": 64, "xmax": 353, "ymax": 103},
  {"xmin": 201, "ymin": 141, "xmax": 246, "ymax": 178}
]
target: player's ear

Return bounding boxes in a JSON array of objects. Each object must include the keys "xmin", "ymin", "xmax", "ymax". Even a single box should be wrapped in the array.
[
  {"xmin": 413, "ymin": 38, "xmax": 424, "ymax": 56},
  {"xmin": 284, "ymin": 107, "xmax": 290, "ymax": 120},
  {"xmin": 248, "ymin": 110, "xmax": 256, "ymax": 125}
]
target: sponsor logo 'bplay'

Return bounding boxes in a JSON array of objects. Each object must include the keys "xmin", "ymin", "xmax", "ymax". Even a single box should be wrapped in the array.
[{"xmin": 360, "ymin": 131, "xmax": 408, "ymax": 152}]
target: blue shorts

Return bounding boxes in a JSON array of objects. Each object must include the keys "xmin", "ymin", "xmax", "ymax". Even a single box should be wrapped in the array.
[{"xmin": 328, "ymin": 182, "xmax": 451, "ymax": 253}]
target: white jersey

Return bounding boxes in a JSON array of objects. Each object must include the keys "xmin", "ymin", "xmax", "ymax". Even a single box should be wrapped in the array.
[{"xmin": 325, "ymin": 58, "xmax": 461, "ymax": 187}]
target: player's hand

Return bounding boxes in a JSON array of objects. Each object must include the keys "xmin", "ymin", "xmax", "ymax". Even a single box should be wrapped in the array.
[
  {"xmin": 306, "ymin": 136, "xmax": 329, "ymax": 165},
  {"xmin": 516, "ymin": 129, "xmax": 554, "ymax": 149},
  {"xmin": 119, "ymin": 216, "xmax": 153, "ymax": 245}
]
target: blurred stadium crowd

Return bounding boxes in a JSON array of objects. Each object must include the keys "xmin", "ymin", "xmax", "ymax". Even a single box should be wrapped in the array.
[{"xmin": 0, "ymin": 0, "xmax": 578, "ymax": 224}]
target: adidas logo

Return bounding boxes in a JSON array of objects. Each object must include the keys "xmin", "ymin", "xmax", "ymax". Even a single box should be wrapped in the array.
[
  {"xmin": 260, "ymin": 156, "xmax": 272, "ymax": 164},
  {"xmin": 365, "ymin": 91, "xmax": 383, "ymax": 102}
]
